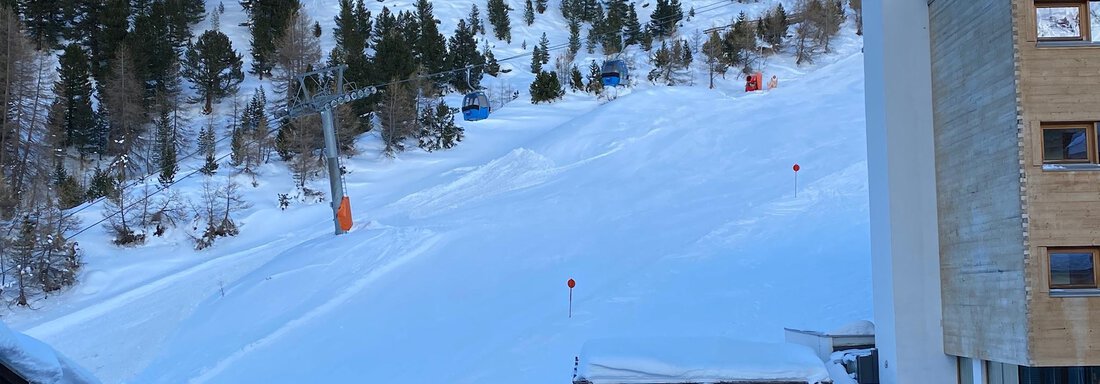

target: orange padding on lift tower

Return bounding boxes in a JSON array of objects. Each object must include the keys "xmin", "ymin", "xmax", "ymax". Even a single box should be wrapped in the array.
[{"xmin": 337, "ymin": 196, "xmax": 353, "ymax": 231}]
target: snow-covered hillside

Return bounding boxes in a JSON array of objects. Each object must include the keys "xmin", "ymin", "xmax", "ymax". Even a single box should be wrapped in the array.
[{"xmin": 3, "ymin": 0, "xmax": 869, "ymax": 382}]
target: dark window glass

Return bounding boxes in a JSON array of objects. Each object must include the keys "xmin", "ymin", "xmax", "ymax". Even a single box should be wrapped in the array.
[
  {"xmin": 1020, "ymin": 366, "xmax": 1100, "ymax": 384},
  {"xmin": 1044, "ymin": 128, "xmax": 1090, "ymax": 162},
  {"xmin": 1051, "ymin": 251, "xmax": 1096, "ymax": 288}
]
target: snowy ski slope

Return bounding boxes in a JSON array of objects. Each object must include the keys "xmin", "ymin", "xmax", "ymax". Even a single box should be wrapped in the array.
[{"xmin": 3, "ymin": 1, "xmax": 869, "ymax": 382}]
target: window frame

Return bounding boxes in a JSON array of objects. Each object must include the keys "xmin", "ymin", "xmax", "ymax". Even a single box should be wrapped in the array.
[
  {"xmin": 1035, "ymin": 0, "xmax": 1092, "ymax": 42},
  {"xmin": 1040, "ymin": 123, "xmax": 1097, "ymax": 164},
  {"xmin": 1048, "ymin": 247, "xmax": 1100, "ymax": 290}
]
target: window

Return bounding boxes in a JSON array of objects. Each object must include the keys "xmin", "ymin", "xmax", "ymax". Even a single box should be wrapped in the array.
[
  {"xmin": 1020, "ymin": 366, "xmax": 1100, "ymax": 384},
  {"xmin": 1049, "ymin": 248, "xmax": 1100, "ymax": 289},
  {"xmin": 1036, "ymin": 1, "xmax": 1100, "ymax": 42},
  {"xmin": 1041, "ymin": 123, "xmax": 1098, "ymax": 164}
]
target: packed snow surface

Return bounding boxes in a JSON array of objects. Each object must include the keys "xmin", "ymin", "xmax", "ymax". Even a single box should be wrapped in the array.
[
  {"xmin": 3, "ymin": 1, "xmax": 870, "ymax": 383},
  {"xmin": 576, "ymin": 337, "xmax": 830, "ymax": 384},
  {"xmin": 0, "ymin": 321, "xmax": 99, "ymax": 384}
]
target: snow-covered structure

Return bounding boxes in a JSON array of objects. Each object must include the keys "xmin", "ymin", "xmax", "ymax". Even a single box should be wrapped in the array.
[
  {"xmin": 573, "ymin": 337, "xmax": 832, "ymax": 384},
  {"xmin": 0, "ymin": 321, "xmax": 99, "ymax": 384},
  {"xmin": 783, "ymin": 320, "xmax": 875, "ymax": 362}
]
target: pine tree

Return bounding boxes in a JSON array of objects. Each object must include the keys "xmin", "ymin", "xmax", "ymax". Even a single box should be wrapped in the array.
[
  {"xmin": 764, "ymin": 4, "xmax": 789, "ymax": 48},
  {"xmin": 396, "ymin": 10, "xmax": 420, "ymax": 57},
  {"xmin": 53, "ymin": 163, "xmax": 84, "ymax": 209},
  {"xmin": 678, "ymin": 39, "xmax": 692, "ymax": 67},
  {"xmin": 372, "ymin": 12, "xmax": 416, "ymax": 90},
  {"xmin": 129, "ymin": 1, "xmax": 179, "ymax": 100},
  {"xmin": 90, "ymin": 0, "xmax": 130, "ymax": 83},
  {"xmin": 559, "ymin": 21, "xmax": 578, "ymax": 58},
  {"xmin": 102, "ymin": 46, "xmax": 145, "ymax": 172},
  {"xmin": 414, "ymin": 0, "xmax": 448, "ymax": 81},
  {"xmin": 184, "ymin": 29, "xmax": 244, "ymax": 114},
  {"xmin": 650, "ymin": 0, "xmax": 683, "ymax": 38},
  {"xmin": 483, "ymin": 42, "xmax": 500, "ymax": 76},
  {"xmin": 63, "ymin": 0, "xmax": 98, "ymax": 46},
  {"xmin": 559, "ymin": 0, "xmax": 578, "ymax": 23},
  {"xmin": 605, "ymin": 0, "xmax": 628, "ymax": 35},
  {"xmin": 165, "ymin": 0, "xmax": 205, "ymax": 49},
  {"xmin": 230, "ymin": 102, "xmax": 246, "ymax": 167},
  {"xmin": 717, "ymin": 11, "xmax": 757, "ymax": 71},
  {"xmin": 581, "ymin": 0, "xmax": 601, "ymax": 22},
  {"xmin": 531, "ymin": 44, "xmax": 543, "ymax": 73},
  {"xmin": 156, "ymin": 109, "xmax": 177, "ymax": 186},
  {"xmin": 446, "ymin": 20, "xmax": 484, "ymax": 93},
  {"xmin": 244, "ymin": 0, "xmax": 302, "ymax": 79},
  {"xmin": 417, "ymin": 100, "xmax": 463, "ymax": 152},
  {"xmin": 198, "ymin": 123, "xmax": 218, "ymax": 175},
  {"xmin": 486, "ymin": 0, "xmax": 511, "ymax": 43},
  {"xmin": 334, "ymin": 0, "xmax": 368, "ymax": 65},
  {"xmin": 235, "ymin": 88, "xmax": 270, "ymax": 170},
  {"xmin": 585, "ymin": 18, "xmax": 601, "ymax": 54},
  {"xmin": 757, "ymin": 10, "xmax": 770, "ymax": 41},
  {"xmin": 702, "ymin": 30, "xmax": 727, "ymax": 88},
  {"xmin": 20, "ymin": 0, "xmax": 63, "ymax": 50},
  {"xmin": 569, "ymin": 64, "xmax": 583, "ymax": 91},
  {"xmin": 537, "ymin": 33, "xmax": 550, "ymax": 66},
  {"xmin": 671, "ymin": 0, "xmax": 684, "ymax": 24},
  {"xmin": 333, "ymin": 0, "xmax": 371, "ymax": 120},
  {"xmin": 530, "ymin": 33, "xmax": 550, "ymax": 73},
  {"xmin": 524, "ymin": 0, "xmax": 534, "ymax": 26},
  {"xmin": 53, "ymin": 44, "xmax": 96, "ymax": 153},
  {"xmin": 132, "ymin": 0, "xmax": 153, "ymax": 15},
  {"xmin": 775, "ymin": 3, "xmax": 789, "ymax": 32},
  {"xmin": 468, "ymin": 4, "xmax": 484, "ymax": 35},
  {"xmin": 648, "ymin": 41, "xmax": 673, "ymax": 84},
  {"xmin": 585, "ymin": 60, "xmax": 603, "ymax": 94},
  {"xmin": 624, "ymin": 5, "xmax": 642, "ymax": 47},
  {"xmin": 641, "ymin": 26, "xmax": 654, "ymax": 51},
  {"xmin": 530, "ymin": 70, "xmax": 563, "ymax": 103}
]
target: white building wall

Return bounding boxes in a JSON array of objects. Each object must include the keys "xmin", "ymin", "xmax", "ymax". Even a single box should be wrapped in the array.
[{"xmin": 864, "ymin": 0, "xmax": 958, "ymax": 382}]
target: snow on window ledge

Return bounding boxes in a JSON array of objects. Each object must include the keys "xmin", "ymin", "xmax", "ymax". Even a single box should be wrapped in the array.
[
  {"xmin": 1050, "ymin": 288, "xmax": 1100, "ymax": 297},
  {"xmin": 1041, "ymin": 163, "xmax": 1100, "ymax": 172}
]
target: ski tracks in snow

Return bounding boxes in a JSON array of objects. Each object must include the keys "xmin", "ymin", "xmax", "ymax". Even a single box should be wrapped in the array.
[
  {"xmin": 19, "ymin": 237, "xmax": 294, "ymax": 381},
  {"xmin": 695, "ymin": 161, "xmax": 868, "ymax": 250},
  {"xmin": 187, "ymin": 230, "xmax": 444, "ymax": 384},
  {"xmin": 387, "ymin": 148, "xmax": 559, "ymax": 220}
]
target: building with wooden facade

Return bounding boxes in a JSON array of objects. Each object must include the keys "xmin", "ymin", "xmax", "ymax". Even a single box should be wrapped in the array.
[{"xmin": 867, "ymin": 0, "xmax": 1100, "ymax": 383}]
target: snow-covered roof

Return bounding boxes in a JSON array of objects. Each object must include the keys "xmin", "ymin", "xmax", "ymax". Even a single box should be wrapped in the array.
[
  {"xmin": 575, "ymin": 337, "xmax": 832, "ymax": 384},
  {"xmin": 829, "ymin": 321, "xmax": 874, "ymax": 337},
  {"xmin": 0, "ymin": 321, "xmax": 99, "ymax": 384}
]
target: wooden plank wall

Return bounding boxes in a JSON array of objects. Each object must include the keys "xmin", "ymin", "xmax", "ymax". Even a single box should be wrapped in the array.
[
  {"xmin": 930, "ymin": 0, "xmax": 1030, "ymax": 366},
  {"xmin": 1016, "ymin": 0, "xmax": 1100, "ymax": 367}
]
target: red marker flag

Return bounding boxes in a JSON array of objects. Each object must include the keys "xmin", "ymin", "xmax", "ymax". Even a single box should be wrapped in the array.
[{"xmin": 567, "ymin": 279, "xmax": 576, "ymax": 318}]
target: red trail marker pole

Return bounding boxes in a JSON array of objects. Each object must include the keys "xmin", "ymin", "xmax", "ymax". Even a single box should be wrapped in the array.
[
  {"xmin": 793, "ymin": 164, "xmax": 801, "ymax": 198},
  {"xmin": 567, "ymin": 278, "xmax": 576, "ymax": 318}
]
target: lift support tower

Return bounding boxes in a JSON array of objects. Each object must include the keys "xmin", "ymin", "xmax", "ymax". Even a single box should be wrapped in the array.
[{"xmin": 285, "ymin": 65, "xmax": 376, "ymax": 235}]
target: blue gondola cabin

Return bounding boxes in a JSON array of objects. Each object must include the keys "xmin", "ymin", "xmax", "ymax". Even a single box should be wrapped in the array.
[
  {"xmin": 462, "ymin": 92, "xmax": 491, "ymax": 121},
  {"xmin": 601, "ymin": 60, "xmax": 629, "ymax": 87}
]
